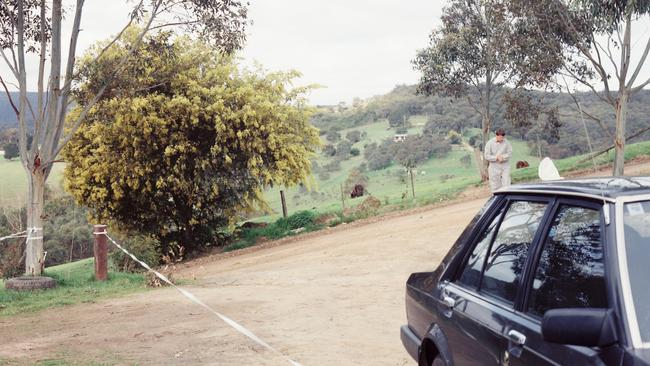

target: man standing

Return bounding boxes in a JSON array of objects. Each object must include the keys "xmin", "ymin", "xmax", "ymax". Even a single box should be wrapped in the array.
[{"xmin": 484, "ymin": 128, "xmax": 512, "ymax": 192}]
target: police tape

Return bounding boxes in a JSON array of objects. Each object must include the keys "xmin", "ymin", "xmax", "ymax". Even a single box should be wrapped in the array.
[
  {"xmin": 1, "ymin": 227, "xmax": 46, "ymax": 242},
  {"xmin": 94, "ymin": 230, "xmax": 303, "ymax": 366},
  {"xmin": 0, "ymin": 230, "xmax": 27, "ymax": 242}
]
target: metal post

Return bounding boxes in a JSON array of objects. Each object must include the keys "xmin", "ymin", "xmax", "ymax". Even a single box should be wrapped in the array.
[
  {"xmin": 93, "ymin": 224, "xmax": 108, "ymax": 281},
  {"xmin": 280, "ymin": 190, "xmax": 288, "ymax": 218}
]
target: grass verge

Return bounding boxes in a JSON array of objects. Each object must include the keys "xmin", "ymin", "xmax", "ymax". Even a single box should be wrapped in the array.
[{"xmin": 0, "ymin": 258, "xmax": 147, "ymax": 317}]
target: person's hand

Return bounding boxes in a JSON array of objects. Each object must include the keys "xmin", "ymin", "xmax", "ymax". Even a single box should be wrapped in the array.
[{"xmin": 496, "ymin": 154, "xmax": 502, "ymax": 162}]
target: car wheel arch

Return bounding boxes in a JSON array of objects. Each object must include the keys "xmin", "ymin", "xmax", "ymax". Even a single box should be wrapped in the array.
[{"xmin": 420, "ymin": 324, "xmax": 454, "ymax": 366}]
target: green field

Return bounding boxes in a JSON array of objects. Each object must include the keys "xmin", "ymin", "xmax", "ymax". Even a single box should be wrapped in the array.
[
  {"xmin": 0, "ymin": 258, "xmax": 146, "ymax": 317},
  {"xmin": 259, "ymin": 121, "xmax": 538, "ymax": 222},
  {"xmin": 0, "ymin": 157, "xmax": 64, "ymax": 208}
]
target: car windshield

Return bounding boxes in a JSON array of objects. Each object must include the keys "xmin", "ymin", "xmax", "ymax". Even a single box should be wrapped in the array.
[{"xmin": 623, "ymin": 200, "xmax": 650, "ymax": 344}]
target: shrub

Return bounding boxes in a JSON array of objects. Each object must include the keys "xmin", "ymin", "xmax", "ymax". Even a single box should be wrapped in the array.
[
  {"xmin": 326, "ymin": 130, "xmax": 341, "ymax": 143},
  {"xmin": 346, "ymin": 130, "xmax": 361, "ymax": 143},
  {"xmin": 0, "ymin": 238, "xmax": 24, "ymax": 279},
  {"xmin": 0, "ymin": 207, "xmax": 26, "ymax": 278},
  {"xmin": 324, "ymin": 160, "xmax": 341, "ymax": 172},
  {"xmin": 287, "ymin": 210, "xmax": 316, "ymax": 229},
  {"xmin": 3, "ymin": 142, "xmax": 19, "ymax": 160},
  {"xmin": 42, "ymin": 196, "xmax": 93, "ymax": 267},
  {"xmin": 358, "ymin": 162, "xmax": 367, "ymax": 172},
  {"xmin": 367, "ymin": 152, "xmax": 392, "ymax": 170},
  {"xmin": 336, "ymin": 140, "xmax": 353, "ymax": 158},
  {"xmin": 322, "ymin": 144, "xmax": 336, "ymax": 157},
  {"xmin": 109, "ymin": 233, "xmax": 162, "ymax": 273},
  {"xmin": 350, "ymin": 147, "xmax": 360, "ymax": 156},
  {"xmin": 447, "ymin": 130, "xmax": 462, "ymax": 144}
]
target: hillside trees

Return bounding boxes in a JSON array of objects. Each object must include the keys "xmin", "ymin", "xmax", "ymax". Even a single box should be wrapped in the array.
[
  {"xmin": 0, "ymin": 0, "xmax": 248, "ymax": 275},
  {"xmin": 63, "ymin": 33, "xmax": 319, "ymax": 254},
  {"xmin": 392, "ymin": 134, "xmax": 451, "ymax": 199},
  {"xmin": 514, "ymin": 0, "xmax": 650, "ymax": 175},
  {"xmin": 3, "ymin": 142, "xmax": 18, "ymax": 160},
  {"xmin": 413, "ymin": 0, "xmax": 564, "ymax": 180}
]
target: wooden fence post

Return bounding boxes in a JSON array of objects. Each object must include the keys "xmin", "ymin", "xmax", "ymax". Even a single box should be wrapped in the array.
[
  {"xmin": 93, "ymin": 224, "xmax": 108, "ymax": 281},
  {"xmin": 280, "ymin": 190, "xmax": 288, "ymax": 218}
]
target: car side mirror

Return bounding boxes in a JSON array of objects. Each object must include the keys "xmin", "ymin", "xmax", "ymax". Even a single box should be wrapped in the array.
[{"xmin": 542, "ymin": 308, "xmax": 617, "ymax": 347}]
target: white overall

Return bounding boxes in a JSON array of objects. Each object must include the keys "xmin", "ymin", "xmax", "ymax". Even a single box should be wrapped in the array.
[{"xmin": 484, "ymin": 137, "xmax": 512, "ymax": 192}]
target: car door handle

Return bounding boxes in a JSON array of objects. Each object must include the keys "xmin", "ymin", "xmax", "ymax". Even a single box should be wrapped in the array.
[
  {"xmin": 507, "ymin": 330, "xmax": 526, "ymax": 346},
  {"xmin": 442, "ymin": 296, "xmax": 456, "ymax": 308}
]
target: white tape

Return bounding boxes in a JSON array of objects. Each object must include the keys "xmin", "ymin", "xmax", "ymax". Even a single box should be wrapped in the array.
[
  {"xmin": 27, "ymin": 236, "xmax": 43, "ymax": 241},
  {"xmin": 102, "ymin": 233, "xmax": 302, "ymax": 366},
  {"xmin": 0, "ymin": 231, "xmax": 27, "ymax": 242}
]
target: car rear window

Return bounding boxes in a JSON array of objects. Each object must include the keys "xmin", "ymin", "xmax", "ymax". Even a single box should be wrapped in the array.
[
  {"xmin": 456, "ymin": 199, "xmax": 548, "ymax": 304},
  {"xmin": 623, "ymin": 200, "xmax": 650, "ymax": 343},
  {"xmin": 480, "ymin": 201, "xmax": 547, "ymax": 303}
]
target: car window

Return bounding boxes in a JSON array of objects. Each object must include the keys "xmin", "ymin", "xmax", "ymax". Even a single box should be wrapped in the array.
[
  {"xmin": 623, "ymin": 200, "xmax": 650, "ymax": 342},
  {"xmin": 480, "ymin": 201, "xmax": 548, "ymax": 304},
  {"xmin": 457, "ymin": 205, "xmax": 505, "ymax": 289},
  {"xmin": 528, "ymin": 205, "xmax": 605, "ymax": 317}
]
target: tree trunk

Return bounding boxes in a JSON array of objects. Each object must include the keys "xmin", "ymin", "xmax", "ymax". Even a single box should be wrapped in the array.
[
  {"xmin": 25, "ymin": 171, "xmax": 45, "ymax": 275},
  {"xmin": 613, "ymin": 92, "xmax": 629, "ymax": 176},
  {"xmin": 479, "ymin": 114, "xmax": 490, "ymax": 181}
]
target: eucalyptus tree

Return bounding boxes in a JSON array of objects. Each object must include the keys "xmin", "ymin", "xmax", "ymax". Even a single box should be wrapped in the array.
[
  {"xmin": 0, "ymin": 0, "xmax": 248, "ymax": 276},
  {"xmin": 515, "ymin": 0, "xmax": 650, "ymax": 175},
  {"xmin": 413, "ymin": 0, "xmax": 563, "ymax": 180}
]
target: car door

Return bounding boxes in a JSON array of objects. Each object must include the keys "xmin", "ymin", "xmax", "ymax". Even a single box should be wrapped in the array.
[
  {"xmin": 503, "ymin": 199, "xmax": 613, "ymax": 366},
  {"xmin": 438, "ymin": 197, "xmax": 550, "ymax": 365}
]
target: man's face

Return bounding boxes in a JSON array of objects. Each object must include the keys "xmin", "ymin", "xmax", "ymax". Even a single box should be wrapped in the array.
[{"xmin": 496, "ymin": 134, "xmax": 505, "ymax": 143}]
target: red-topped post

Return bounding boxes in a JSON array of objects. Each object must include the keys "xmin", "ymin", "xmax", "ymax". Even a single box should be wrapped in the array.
[{"xmin": 93, "ymin": 224, "xmax": 108, "ymax": 281}]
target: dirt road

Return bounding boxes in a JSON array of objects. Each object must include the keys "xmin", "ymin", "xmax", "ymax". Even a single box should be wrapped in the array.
[
  {"xmin": 2, "ymin": 161, "xmax": 649, "ymax": 366},
  {"xmin": 0, "ymin": 197, "xmax": 489, "ymax": 365}
]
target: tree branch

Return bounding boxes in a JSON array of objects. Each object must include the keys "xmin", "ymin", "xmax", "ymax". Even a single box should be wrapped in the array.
[
  {"xmin": 559, "ymin": 66, "xmax": 613, "ymax": 105},
  {"xmin": 45, "ymin": 0, "xmax": 86, "ymax": 178},
  {"xmin": 578, "ymin": 125, "xmax": 650, "ymax": 163},
  {"xmin": 53, "ymin": 0, "xmax": 164, "ymax": 159},
  {"xmin": 0, "ymin": 75, "xmax": 19, "ymax": 116},
  {"xmin": 0, "ymin": 48, "xmax": 20, "ymax": 79},
  {"xmin": 58, "ymin": 0, "xmax": 144, "ymax": 95},
  {"xmin": 15, "ymin": 0, "xmax": 29, "ymax": 166},
  {"xmin": 37, "ymin": 0, "xmax": 47, "ymax": 126},
  {"xmin": 604, "ymin": 36, "xmax": 620, "ymax": 80},
  {"xmin": 631, "ymin": 77, "xmax": 650, "ymax": 93},
  {"xmin": 627, "ymin": 33, "xmax": 650, "ymax": 89}
]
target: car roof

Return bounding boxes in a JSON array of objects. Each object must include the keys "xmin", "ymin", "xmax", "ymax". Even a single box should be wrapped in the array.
[{"xmin": 497, "ymin": 176, "xmax": 650, "ymax": 201}]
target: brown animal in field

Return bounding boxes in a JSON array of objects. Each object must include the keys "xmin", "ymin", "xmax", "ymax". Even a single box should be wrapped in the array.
[
  {"xmin": 350, "ymin": 184, "xmax": 365, "ymax": 198},
  {"xmin": 516, "ymin": 160, "xmax": 530, "ymax": 169}
]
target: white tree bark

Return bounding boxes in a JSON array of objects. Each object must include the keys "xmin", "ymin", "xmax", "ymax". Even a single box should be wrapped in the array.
[{"xmin": 8, "ymin": 0, "xmax": 162, "ymax": 275}]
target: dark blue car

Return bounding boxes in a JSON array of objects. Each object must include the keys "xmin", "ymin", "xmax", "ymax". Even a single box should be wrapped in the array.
[{"xmin": 401, "ymin": 178, "xmax": 650, "ymax": 365}]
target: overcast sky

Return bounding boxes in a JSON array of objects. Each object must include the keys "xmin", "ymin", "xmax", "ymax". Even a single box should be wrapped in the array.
[
  {"xmin": 1, "ymin": 1, "xmax": 443, "ymax": 106},
  {"xmin": 2, "ymin": 1, "xmax": 649, "ymax": 106},
  {"xmin": 239, "ymin": 1, "xmax": 443, "ymax": 105}
]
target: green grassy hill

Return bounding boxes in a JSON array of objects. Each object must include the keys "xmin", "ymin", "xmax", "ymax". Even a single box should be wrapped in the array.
[{"xmin": 259, "ymin": 119, "xmax": 538, "ymax": 222}]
